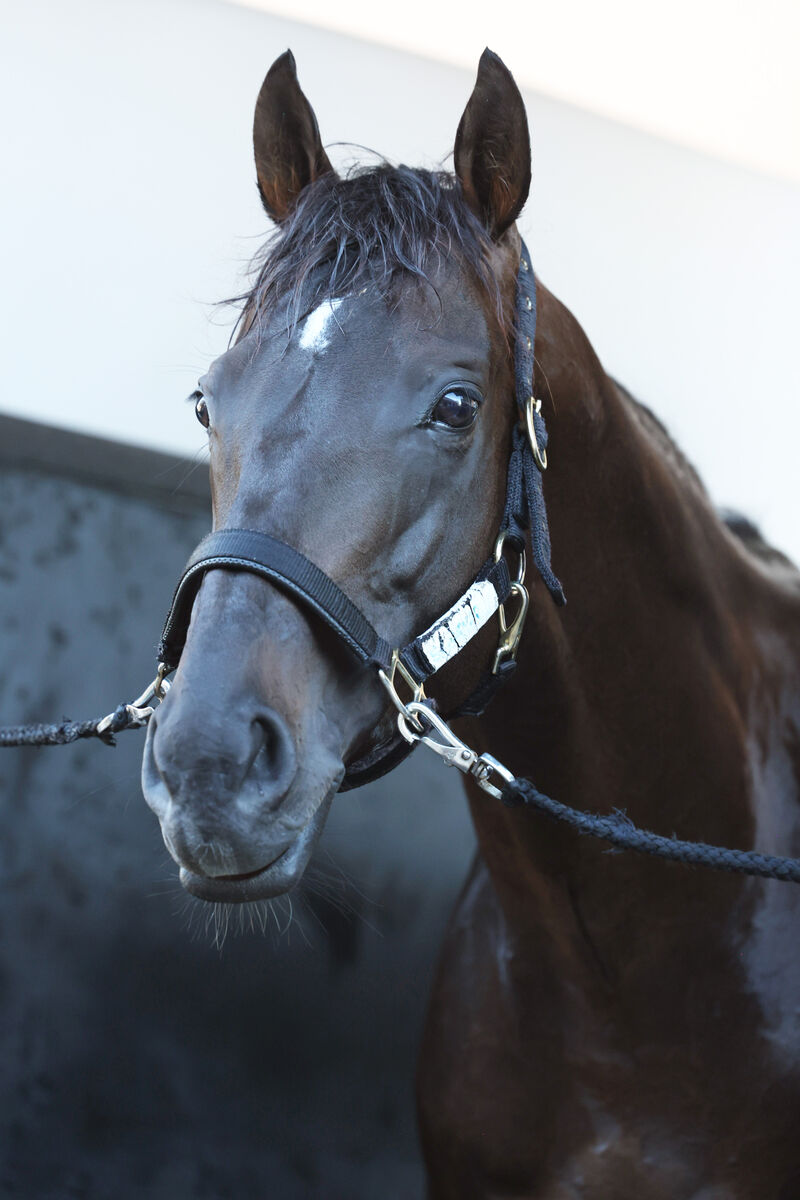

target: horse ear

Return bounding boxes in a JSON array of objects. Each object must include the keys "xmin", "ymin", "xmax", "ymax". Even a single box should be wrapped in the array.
[
  {"xmin": 253, "ymin": 50, "xmax": 336, "ymax": 223},
  {"xmin": 454, "ymin": 49, "xmax": 531, "ymax": 239}
]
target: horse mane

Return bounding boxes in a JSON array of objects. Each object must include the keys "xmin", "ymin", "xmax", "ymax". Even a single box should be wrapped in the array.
[
  {"xmin": 720, "ymin": 512, "xmax": 797, "ymax": 569},
  {"xmin": 613, "ymin": 378, "xmax": 797, "ymax": 573},
  {"xmin": 612, "ymin": 378, "xmax": 706, "ymax": 495},
  {"xmin": 235, "ymin": 165, "xmax": 509, "ymax": 341}
]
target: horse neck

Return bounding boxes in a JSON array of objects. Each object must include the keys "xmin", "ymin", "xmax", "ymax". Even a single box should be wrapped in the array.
[{"xmin": 469, "ymin": 283, "xmax": 800, "ymax": 929}]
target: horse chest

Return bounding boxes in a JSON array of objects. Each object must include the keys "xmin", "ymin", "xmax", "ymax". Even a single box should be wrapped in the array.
[{"xmin": 418, "ymin": 854, "xmax": 800, "ymax": 1198}]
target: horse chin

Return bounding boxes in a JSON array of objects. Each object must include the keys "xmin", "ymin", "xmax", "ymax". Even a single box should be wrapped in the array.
[{"xmin": 177, "ymin": 788, "xmax": 335, "ymax": 904}]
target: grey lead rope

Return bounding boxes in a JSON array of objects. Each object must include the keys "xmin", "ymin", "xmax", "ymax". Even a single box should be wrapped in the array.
[
  {"xmin": 0, "ymin": 706, "xmax": 141, "ymax": 748},
  {"xmin": 0, "ymin": 670, "xmax": 171, "ymax": 747}
]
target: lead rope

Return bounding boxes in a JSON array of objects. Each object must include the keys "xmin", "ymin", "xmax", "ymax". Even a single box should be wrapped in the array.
[
  {"xmin": 0, "ymin": 670, "xmax": 170, "ymax": 748},
  {"xmin": 5, "ymin": 677, "xmax": 800, "ymax": 884},
  {"xmin": 387, "ymin": 702, "xmax": 800, "ymax": 885}
]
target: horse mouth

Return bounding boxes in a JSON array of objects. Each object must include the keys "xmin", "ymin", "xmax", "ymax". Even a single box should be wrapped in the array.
[
  {"xmin": 177, "ymin": 791, "xmax": 334, "ymax": 904},
  {"xmin": 180, "ymin": 851, "xmax": 293, "ymax": 903}
]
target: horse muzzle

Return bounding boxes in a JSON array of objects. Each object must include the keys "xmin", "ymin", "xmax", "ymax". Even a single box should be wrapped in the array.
[
  {"xmin": 177, "ymin": 791, "xmax": 334, "ymax": 903},
  {"xmin": 141, "ymin": 683, "xmax": 342, "ymax": 902}
]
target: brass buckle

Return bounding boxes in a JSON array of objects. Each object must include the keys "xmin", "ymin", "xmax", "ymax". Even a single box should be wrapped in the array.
[
  {"xmin": 378, "ymin": 649, "xmax": 427, "ymax": 734},
  {"xmin": 492, "ymin": 532, "xmax": 529, "ymax": 674},
  {"xmin": 492, "ymin": 581, "xmax": 529, "ymax": 673},
  {"xmin": 525, "ymin": 395, "xmax": 548, "ymax": 471}
]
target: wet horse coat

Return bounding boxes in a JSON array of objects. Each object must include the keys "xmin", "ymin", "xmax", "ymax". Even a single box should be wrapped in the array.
[{"xmin": 142, "ymin": 49, "xmax": 800, "ymax": 1197}]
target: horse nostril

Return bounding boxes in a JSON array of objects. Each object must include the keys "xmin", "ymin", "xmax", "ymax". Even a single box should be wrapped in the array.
[
  {"xmin": 251, "ymin": 709, "xmax": 297, "ymax": 803},
  {"xmin": 146, "ymin": 690, "xmax": 298, "ymax": 812}
]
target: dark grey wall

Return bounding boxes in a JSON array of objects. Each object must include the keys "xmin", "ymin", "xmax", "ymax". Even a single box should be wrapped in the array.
[{"xmin": 0, "ymin": 416, "xmax": 475, "ymax": 1200}]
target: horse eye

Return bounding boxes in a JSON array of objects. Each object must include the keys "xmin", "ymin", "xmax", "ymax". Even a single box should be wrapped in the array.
[
  {"xmin": 430, "ymin": 387, "xmax": 481, "ymax": 431},
  {"xmin": 192, "ymin": 390, "xmax": 210, "ymax": 429}
]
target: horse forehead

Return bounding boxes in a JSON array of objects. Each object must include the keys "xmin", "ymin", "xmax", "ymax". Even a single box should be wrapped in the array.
[
  {"xmin": 211, "ymin": 282, "xmax": 491, "ymax": 405},
  {"xmin": 296, "ymin": 297, "xmax": 346, "ymax": 353},
  {"xmin": 340, "ymin": 283, "xmax": 489, "ymax": 347},
  {"xmin": 314, "ymin": 295, "xmax": 490, "ymax": 398}
]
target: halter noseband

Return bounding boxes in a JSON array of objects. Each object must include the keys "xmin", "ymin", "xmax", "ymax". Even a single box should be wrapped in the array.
[{"xmin": 156, "ymin": 241, "xmax": 565, "ymax": 789}]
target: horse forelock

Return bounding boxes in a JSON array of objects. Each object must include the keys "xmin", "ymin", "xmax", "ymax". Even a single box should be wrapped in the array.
[{"xmin": 232, "ymin": 165, "xmax": 512, "ymax": 344}]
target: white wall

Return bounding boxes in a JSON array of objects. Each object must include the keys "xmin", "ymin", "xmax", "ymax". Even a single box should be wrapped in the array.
[
  {"xmin": 2, "ymin": 0, "xmax": 799, "ymax": 559},
  {"xmin": 233, "ymin": 0, "xmax": 800, "ymax": 183}
]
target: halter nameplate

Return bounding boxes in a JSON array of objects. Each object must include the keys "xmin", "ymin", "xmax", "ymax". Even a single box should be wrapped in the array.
[{"xmin": 414, "ymin": 580, "xmax": 499, "ymax": 673}]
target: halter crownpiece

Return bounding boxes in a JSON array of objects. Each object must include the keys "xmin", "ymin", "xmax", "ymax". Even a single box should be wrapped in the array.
[
  {"xmin": 508, "ymin": 243, "xmax": 565, "ymax": 605},
  {"xmin": 156, "ymin": 242, "xmax": 564, "ymax": 788}
]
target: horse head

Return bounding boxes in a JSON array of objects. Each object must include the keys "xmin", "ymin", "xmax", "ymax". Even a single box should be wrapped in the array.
[{"xmin": 141, "ymin": 49, "xmax": 532, "ymax": 903}]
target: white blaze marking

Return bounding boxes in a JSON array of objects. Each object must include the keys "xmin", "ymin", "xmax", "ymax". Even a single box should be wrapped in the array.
[
  {"xmin": 298, "ymin": 298, "xmax": 344, "ymax": 352},
  {"xmin": 418, "ymin": 580, "xmax": 499, "ymax": 672}
]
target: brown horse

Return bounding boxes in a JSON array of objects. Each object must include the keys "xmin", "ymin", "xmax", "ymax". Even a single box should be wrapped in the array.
[{"xmin": 141, "ymin": 49, "xmax": 800, "ymax": 1197}]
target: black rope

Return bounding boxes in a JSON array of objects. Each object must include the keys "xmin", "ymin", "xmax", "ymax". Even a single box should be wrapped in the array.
[
  {"xmin": 502, "ymin": 776, "xmax": 800, "ymax": 883},
  {"xmin": 5, "ymin": 703, "xmax": 800, "ymax": 885},
  {"xmin": 506, "ymin": 240, "xmax": 566, "ymax": 607},
  {"xmin": 0, "ymin": 706, "xmax": 140, "ymax": 748}
]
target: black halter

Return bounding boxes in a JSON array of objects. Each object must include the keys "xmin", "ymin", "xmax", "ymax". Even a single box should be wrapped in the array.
[{"xmin": 157, "ymin": 242, "xmax": 564, "ymax": 788}]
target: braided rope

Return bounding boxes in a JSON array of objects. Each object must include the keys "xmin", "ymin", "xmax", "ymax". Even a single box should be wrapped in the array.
[
  {"xmin": 0, "ymin": 706, "xmax": 139, "ymax": 748},
  {"xmin": 502, "ymin": 777, "xmax": 800, "ymax": 883},
  {"xmin": 4, "ymin": 704, "xmax": 800, "ymax": 883}
]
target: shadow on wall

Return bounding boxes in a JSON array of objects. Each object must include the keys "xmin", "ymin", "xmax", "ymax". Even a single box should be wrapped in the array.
[{"xmin": 0, "ymin": 416, "xmax": 474, "ymax": 1200}]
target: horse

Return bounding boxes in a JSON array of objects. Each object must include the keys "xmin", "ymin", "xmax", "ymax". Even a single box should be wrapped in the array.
[{"xmin": 141, "ymin": 48, "xmax": 800, "ymax": 1197}]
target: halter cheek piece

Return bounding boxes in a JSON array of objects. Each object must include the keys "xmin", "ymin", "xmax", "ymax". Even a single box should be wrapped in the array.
[{"xmin": 156, "ymin": 242, "xmax": 565, "ymax": 790}]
